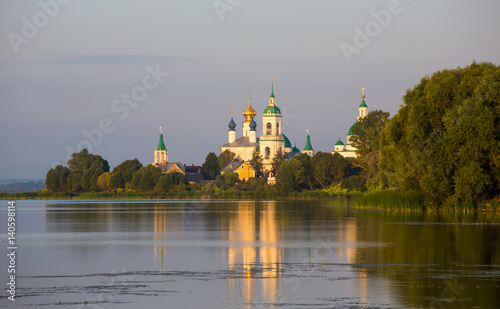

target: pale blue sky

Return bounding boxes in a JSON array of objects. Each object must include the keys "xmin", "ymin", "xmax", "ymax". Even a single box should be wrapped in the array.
[{"xmin": 1, "ymin": 0, "xmax": 499, "ymax": 179}]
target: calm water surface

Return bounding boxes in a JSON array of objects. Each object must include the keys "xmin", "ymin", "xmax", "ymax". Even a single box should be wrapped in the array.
[{"xmin": 1, "ymin": 199, "xmax": 499, "ymax": 308}]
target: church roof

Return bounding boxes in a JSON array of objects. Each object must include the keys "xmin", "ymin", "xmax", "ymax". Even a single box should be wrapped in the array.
[
  {"xmin": 335, "ymin": 138, "xmax": 344, "ymax": 146},
  {"xmin": 359, "ymin": 99, "xmax": 367, "ymax": 108},
  {"xmin": 263, "ymin": 105, "xmax": 281, "ymax": 115},
  {"xmin": 283, "ymin": 135, "xmax": 292, "ymax": 148},
  {"xmin": 303, "ymin": 134, "xmax": 313, "ymax": 151},
  {"xmin": 220, "ymin": 136, "xmax": 259, "ymax": 148},
  {"xmin": 157, "ymin": 133, "xmax": 166, "ymax": 151},
  {"xmin": 157, "ymin": 162, "xmax": 185, "ymax": 174}
]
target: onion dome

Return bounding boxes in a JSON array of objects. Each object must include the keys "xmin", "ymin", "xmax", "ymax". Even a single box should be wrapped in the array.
[
  {"xmin": 292, "ymin": 142, "xmax": 300, "ymax": 153},
  {"xmin": 360, "ymin": 87, "xmax": 367, "ymax": 107},
  {"xmin": 228, "ymin": 117, "xmax": 236, "ymax": 131},
  {"xmin": 335, "ymin": 135, "xmax": 344, "ymax": 146},
  {"xmin": 249, "ymin": 119, "xmax": 257, "ymax": 131},
  {"xmin": 243, "ymin": 90, "xmax": 256, "ymax": 123}
]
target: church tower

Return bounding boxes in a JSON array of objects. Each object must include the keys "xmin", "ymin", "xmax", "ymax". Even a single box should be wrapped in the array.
[
  {"xmin": 259, "ymin": 79, "xmax": 285, "ymax": 170},
  {"xmin": 302, "ymin": 130, "xmax": 314, "ymax": 157},
  {"xmin": 154, "ymin": 127, "xmax": 168, "ymax": 165},
  {"xmin": 242, "ymin": 90, "xmax": 256, "ymax": 137}
]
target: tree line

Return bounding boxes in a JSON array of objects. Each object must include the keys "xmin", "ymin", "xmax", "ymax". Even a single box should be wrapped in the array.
[{"xmin": 44, "ymin": 62, "xmax": 499, "ymax": 209}]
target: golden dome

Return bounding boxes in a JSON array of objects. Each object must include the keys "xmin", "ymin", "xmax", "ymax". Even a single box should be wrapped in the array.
[{"xmin": 243, "ymin": 90, "xmax": 256, "ymax": 123}]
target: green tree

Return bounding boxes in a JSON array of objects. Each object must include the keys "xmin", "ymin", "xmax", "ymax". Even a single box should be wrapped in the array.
[
  {"xmin": 216, "ymin": 170, "xmax": 239, "ymax": 189},
  {"xmin": 130, "ymin": 164, "xmax": 162, "ymax": 192},
  {"xmin": 157, "ymin": 172, "xmax": 186, "ymax": 192},
  {"xmin": 45, "ymin": 165, "xmax": 71, "ymax": 192},
  {"xmin": 380, "ymin": 62, "xmax": 500, "ymax": 207},
  {"xmin": 309, "ymin": 152, "xmax": 350, "ymax": 188},
  {"xmin": 66, "ymin": 149, "xmax": 109, "ymax": 192},
  {"xmin": 276, "ymin": 154, "xmax": 314, "ymax": 193},
  {"xmin": 249, "ymin": 150, "xmax": 264, "ymax": 177},
  {"xmin": 350, "ymin": 110, "xmax": 390, "ymax": 159},
  {"xmin": 271, "ymin": 149, "xmax": 286, "ymax": 176},
  {"xmin": 201, "ymin": 152, "xmax": 220, "ymax": 180},
  {"xmin": 109, "ymin": 159, "xmax": 143, "ymax": 189},
  {"xmin": 97, "ymin": 172, "xmax": 112, "ymax": 191},
  {"xmin": 218, "ymin": 150, "xmax": 236, "ymax": 170}
]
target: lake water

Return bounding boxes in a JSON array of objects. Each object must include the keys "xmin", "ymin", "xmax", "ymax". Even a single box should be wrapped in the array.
[{"xmin": 1, "ymin": 199, "xmax": 499, "ymax": 308}]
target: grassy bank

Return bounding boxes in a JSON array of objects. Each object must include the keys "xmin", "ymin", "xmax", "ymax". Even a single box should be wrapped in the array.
[
  {"xmin": 356, "ymin": 189, "xmax": 500, "ymax": 212},
  {"xmin": 356, "ymin": 189, "xmax": 426, "ymax": 211},
  {"xmin": 0, "ymin": 189, "xmax": 353, "ymax": 200}
]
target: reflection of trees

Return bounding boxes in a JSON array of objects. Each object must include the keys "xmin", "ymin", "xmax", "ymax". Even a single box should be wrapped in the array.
[{"xmin": 353, "ymin": 211, "xmax": 500, "ymax": 308}]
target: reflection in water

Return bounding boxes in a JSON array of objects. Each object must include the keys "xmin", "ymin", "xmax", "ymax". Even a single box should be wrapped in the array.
[
  {"xmin": 226, "ymin": 202, "xmax": 283, "ymax": 307},
  {"xmin": 41, "ymin": 200, "xmax": 500, "ymax": 308},
  {"xmin": 154, "ymin": 204, "xmax": 167, "ymax": 270}
]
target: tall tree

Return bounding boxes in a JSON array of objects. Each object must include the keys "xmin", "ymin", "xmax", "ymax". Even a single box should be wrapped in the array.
[
  {"xmin": 350, "ymin": 110, "xmax": 390, "ymax": 159},
  {"xmin": 45, "ymin": 165, "xmax": 71, "ymax": 192},
  {"xmin": 310, "ymin": 152, "xmax": 349, "ymax": 188},
  {"xmin": 201, "ymin": 152, "xmax": 221, "ymax": 180},
  {"xmin": 249, "ymin": 150, "xmax": 263, "ymax": 177},
  {"xmin": 218, "ymin": 150, "xmax": 236, "ymax": 170},
  {"xmin": 66, "ymin": 149, "xmax": 109, "ymax": 192},
  {"xmin": 379, "ymin": 62, "xmax": 500, "ymax": 207},
  {"xmin": 271, "ymin": 149, "xmax": 286, "ymax": 176}
]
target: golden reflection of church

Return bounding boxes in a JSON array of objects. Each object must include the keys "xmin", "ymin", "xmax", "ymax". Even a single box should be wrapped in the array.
[{"xmin": 224, "ymin": 201, "xmax": 284, "ymax": 306}]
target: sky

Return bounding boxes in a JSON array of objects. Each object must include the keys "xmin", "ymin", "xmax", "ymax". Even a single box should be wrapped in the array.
[{"xmin": 1, "ymin": 0, "xmax": 499, "ymax": 180}]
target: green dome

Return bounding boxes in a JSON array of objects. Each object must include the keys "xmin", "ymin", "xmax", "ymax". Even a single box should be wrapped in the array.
[
  {"xmin": 359, "ymin": 99, "xmax": 367, "ymax": 108},
  {"xmin": 335, "ymin": 139, "xmax": 344, "ymax": 146},
  {"xmin": 263, "ymin": 105, "xmax": 281, "ymax": 115},
  {"xmin": 293, "ymin": 146, "xmax": 300, "ymax": 152},
  {"xmin": 157, "ymin": 133, "xmax": 166, "ymax": 150},
  {"xmin": 348, "ymin": 122, "xmax": 358, "ymax": 136},
  {"xmin": 283, "ymin": 135, "xmax": 292, "ymax": 148}
]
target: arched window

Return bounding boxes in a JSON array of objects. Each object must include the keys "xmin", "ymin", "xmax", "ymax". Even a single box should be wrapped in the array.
[
  {"xmin": 276, "ymin": 123, "xmax": 280, "ymax": 135},
  {"xmin": 266, "ymin": 123, "xmax": 272, "ymax": 135},
  {"xmin": 265, "ymin": 147, "xmax": 270, "ymax": 159}
]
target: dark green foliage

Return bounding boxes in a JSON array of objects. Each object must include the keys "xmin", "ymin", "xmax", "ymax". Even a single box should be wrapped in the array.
[
  {"xmin": 271, "ymin": 149, "xmax": 286, "ymax": 175},
  {"xmin": 276, "ymin": 154, "xmax": 314, "ymax": 194},
  {"xmin": 65, "ymin": 149, "xmax": 109, "ymax": 192},
  {"xmin": 201, "ymin": 152, "xmax": 221, "ymax": 180},
  {"xmin": 380, "ymin": 62, "xmax": 500, "ymax": 208},
  {"xmin": 341, "ymin": 175, "xmax": 367, "ymax": 192},
  {"xmin": 350, "ymin": 109, "xmax": 390, "ymax": 158},
  {"xmin": 216, "ymin": 170, "xmax": 239, "ymax": 189},
  {"xmin": 218, "ymin": 150, "xmax": 236, "ymax": 170},
  {"xmin": 249, "ymin": 150, "xmax": 264, "ymax": 177},
  {"xmin": 157, "ymin": 172, "xmax": 186, "ymax": 192},
  {"xmin": 130, "ymin": 164, "xmax": 162, "ymax": 192},
  {"xmin": 109, "ymin": 159, "xmax": 143, "ymax": 189},
  {"xmin": 45, "ymin": 165, "xmax": 71, "ymax": 192},
  {"xmin": 310, "ymin": 152, "xmax": 349, "ymax": 188}
]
